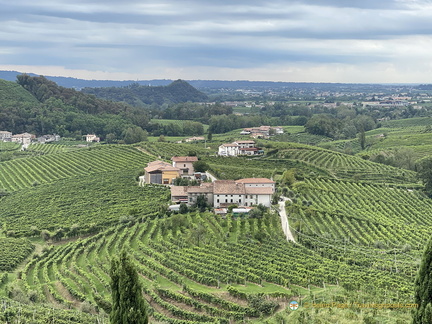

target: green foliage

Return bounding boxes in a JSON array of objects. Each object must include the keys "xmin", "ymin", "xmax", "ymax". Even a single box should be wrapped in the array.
[
  {"xmin": 0, "ymin": 145, "xmax": 151, "ymax": 192},
  {"xmin": 413, "ymin": 237, "xmax": 432, "ymax": 323},
  {"xmin": 82, "ymin": 80, "xmax": 208, "ymax": 106},
  {"xmin": 0, "ymin": 169, "xmax": 169, "ymax": 236},
  {"xmin": 110, "ymin": 250, "xmax": 148, "ymax": 324},
  {"xmin": 0, "ymin": 238, "xmax": 33, "ymax": 271},
  {"xmin": 417, "ymin": 157, "xmax": 432, "ymax": 196},
  {"xmin": 0, "ymin": 75, "xmax": 151, "ymax": 138},
  {"xmin": 193, "ymin": 160, "xmax": 209, "ymax": 172}
]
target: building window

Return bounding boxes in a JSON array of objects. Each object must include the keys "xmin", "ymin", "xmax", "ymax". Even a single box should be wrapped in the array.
[
  {"xmin": 231, "ymin": 199, "xmax": 233, "ymax": 203},
  {"xmin": 225, "ymin": 199, "xmax": 228, "ymax": 203},
  {"xmin": 217, "ymin": 199, "xmax": 219, "ymax": 203}
]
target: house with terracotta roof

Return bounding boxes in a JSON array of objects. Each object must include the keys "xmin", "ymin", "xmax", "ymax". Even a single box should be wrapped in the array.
[
  {"xmin": 144, "ymin": 160, "xmax": 181, "ymax": 185},
  {"xmin": 171, "ymin": 156, "xmax": 198, "ymax": 176},
  {"xmin": 170, "ymin": 178, "xmax": 274, "ymax": 208}
]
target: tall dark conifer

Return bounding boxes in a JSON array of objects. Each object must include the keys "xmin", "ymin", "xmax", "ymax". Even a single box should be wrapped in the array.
[
  {"xmin": 413, "ymin": 238, "xmax": 432, "ymax": 323},
  {"xmin": 110, "ymin": 250, "xmax": 148, "ymax": 324}
]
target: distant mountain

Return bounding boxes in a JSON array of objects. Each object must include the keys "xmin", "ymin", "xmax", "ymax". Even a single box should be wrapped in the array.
[
  {"xmin": 81, "ymin": 80, "xmax": 209, "ymax": 106},
  {"xmin": 0, "ymin": 70, "xmax": 392, "ymax": 91}
]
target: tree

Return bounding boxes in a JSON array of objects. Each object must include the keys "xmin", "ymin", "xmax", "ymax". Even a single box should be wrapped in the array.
[
  {"xmin": 110, "ymin": 250, "xmax": 148, "ymax": 324},
  {"xmin": 207, "ymin": 131, "xmax": 213, "ymax": 141},
  {"xmin": 193, "ymin": 160, "xmax": 209, "ymax": 173},
  {"xmin": 417, "ymin": 157, "xmax": 432, "ymax": 197},
  {"xmin": 358, "ymin": 129, "xmax": 366, "ymax": 150},
  {"xmin": 413, "ymin": 237, "xmax": 432, "ymax": 323}
]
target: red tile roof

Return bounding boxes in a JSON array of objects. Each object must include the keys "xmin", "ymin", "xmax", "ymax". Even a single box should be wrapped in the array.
[
  {"xmin": 171, "ymin": 156, "xmax": 199, "ymax": 162},
  {"xmin": 235, "ymin": 178, "xmax": 275, "ymax": 184}
]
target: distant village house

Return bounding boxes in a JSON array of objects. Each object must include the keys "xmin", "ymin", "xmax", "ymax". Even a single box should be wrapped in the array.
[
  {"xmin": 0, "ymin": 131, "xmax": 12, "ymax": 142},
  {"xmin": 85, "ymin": 134, "xmax": 100, "ymax": 142},
  {"xmin": 11, "ymin": 133, "xmax": 35, "ymax": 145}
]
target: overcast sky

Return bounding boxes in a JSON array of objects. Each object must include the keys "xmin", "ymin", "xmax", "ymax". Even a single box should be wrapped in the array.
[{"xmin": 1, "ymin": 0, "xmax": 432, "ymax": 82}]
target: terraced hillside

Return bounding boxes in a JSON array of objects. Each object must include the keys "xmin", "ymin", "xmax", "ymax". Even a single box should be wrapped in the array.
[
  {"xmin": 18, "ymin": 212, "xmax": 413, "ymax": 323},
  {"xmin": 272, "ymin": 145, "xmax": 417, "ymax": 184},
  {"xmin": 0, "ymin": 145, "xmax": 153, "ymax": 192},
  {"xmin": 289, "ymin": 178, "xmax": 430, "ymax": 248},
  {"xmin": 0, "ymin": 170, "xmax": 169, "ymax": 236}
]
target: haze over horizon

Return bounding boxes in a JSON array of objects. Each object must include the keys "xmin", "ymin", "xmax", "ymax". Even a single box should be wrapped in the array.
[{"xmin": 2, "ymin": 0, "xmax": 432, "ymax": 83}]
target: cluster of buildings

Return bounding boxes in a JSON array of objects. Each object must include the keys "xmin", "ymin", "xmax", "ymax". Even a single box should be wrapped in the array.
[
  {"xmin": 240, "ymin": 126, "xmax": 284, "ymax": 138},
  {"xmin": 170, "ymin": 178, "xmax": 275, "ymax": 209},
  {"xmin": 0, "ymin": 131, "xmax": 60, "ymax": 145},
  {"xmin": 218, "ymin": 140, "xmax": 263, "ymax": 156},
  {"xmin": 140, "ymin": 156, "xmax": 205, "ymax": 185},
  {"xmin": 140, "ymin": 155, "xmax": 275, "ymax": 214}
]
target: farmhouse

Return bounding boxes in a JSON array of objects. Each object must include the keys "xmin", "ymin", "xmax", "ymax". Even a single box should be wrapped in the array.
[
  {"xmin": 37, "ymin": 134, "xmax": 61, "ymax": 143},
  {"xmin": 0, "ymin": 131, "xmax": 12, "ymax": 142},
  {"xmin": 170, "ymin": 177, "xmax": 275, "ymax": 208},
  {"xmin": 171, "ymin": 156, "xmax": 198, "ymax": 176},
  {"xmin": 85, "ymin": 134, "xmax": 100, "ymax": 142},
  {"xmin": 241, "ymin": 126, "xmax": 283, "ymax": 137},
  {"xmin": 144, "ymin": 160, "xmax": 181, "ymax": 185},
  {"xmin": 218, "ymin": 140, "xmax": 263, "ymax": 156},
  {"xmin": 11, "ymin": 133, "xmax": 35, "ymax": 145},
  {"xmin": 184, "ymin": 136, "xmax": 205, "ymax": 142}
]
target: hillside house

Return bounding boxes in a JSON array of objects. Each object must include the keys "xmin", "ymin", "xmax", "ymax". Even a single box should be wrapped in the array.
[
  {"xmin": 0, "ymin": 131, "xmax": 12, "ymax": 142},
  {"xmin": 218, "ymin": 140, "xmax": 262, "ymax": 156},
  {"xmin": 218, "ymin": 143, "xmax": 240, "ymax": 156},
  {"xmin": 170, "ymin": 178, "xmax": 275, "ymax": 208},
  {"xmin": 184, "ymin": 136, "xmax": 205, "ymax": 142},
  {"xmin": 171, "ymin": 156, "xmax": 198, "ymax": 176},
  {"xmin": 241, "ymin": 126, "xmax": 283, "ymax": 137},
  {"xmin": 85, "ymin": 134, "xmax": 100, "ymax": 142},
  {"xmin": 144, "ymin": 160, "xmax": 181, "ymax": 185},
  {"xmin": 37, "ymin": 134, "xmax": 61, "ymax": 144},
  {"xmin": 11, "ymin": 133, "xmax": 35, "ymax": 145}
]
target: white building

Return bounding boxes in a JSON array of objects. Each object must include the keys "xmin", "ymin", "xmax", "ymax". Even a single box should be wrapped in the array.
[
  {"xmin": 0, "ymin": 131, "xmax": 12, "ymax": 142},
  {"xmin": 218, "ymin": 143, "xmax": 240, "ymax": 156},
  {"xmin": 85, "ymin": 134, "xmax": 100, "ymax": 142},
  {"xmin": 11, "ymin": 133, "xmax": 35, "ymax": 145}
]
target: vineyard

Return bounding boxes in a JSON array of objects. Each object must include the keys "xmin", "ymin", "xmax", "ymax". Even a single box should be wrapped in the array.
[
  {"xmin": 0, "ymin": 238, "xmax": 34, "ymax": 271},
  {"xmin": 273, "ymin": 146, "xmax": 417, "ymax": 184},
  {"xmin": 0, "ymin": 169, "xmax": 169, "ymax": 236},
  {"xmin": 11, "ymin": 211, "xmax": 414, "ymax": 323},
  {"xmin": 0, "ymin": 145, "xmax": 153, "ymax": 192},
  {"xmin": 26, "ymin": 143, "xmax": 79, "ymax": 155},
  {"xmin": 289, "ymin": 177, "xmax": 432, "ymax": 249},
  {"xmin": 137, "ymin": 141, "xmax": 212, "ymax": 159}
]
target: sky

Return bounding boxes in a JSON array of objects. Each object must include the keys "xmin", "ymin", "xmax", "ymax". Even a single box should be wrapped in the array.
[{"xmin": 1, "ymin": 0, "xmax": 432, "ymax": 83}]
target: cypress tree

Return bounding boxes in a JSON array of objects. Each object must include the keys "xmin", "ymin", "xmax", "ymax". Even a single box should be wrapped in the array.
[
  {"xmin": 413, "ymin": 237, "xmax": 432, "ymax": 323},
  {"xmin": 110, "ymin": 250, "xmax": 148, "ymax": 324}
]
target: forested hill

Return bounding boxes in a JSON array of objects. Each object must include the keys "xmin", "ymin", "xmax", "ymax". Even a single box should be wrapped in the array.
[
  {"xmin": 81, "ymin": 79, "xmax": 208, "ymax": 106},
  {"xmin": 0, "ymin": 75, "xmax": 150, "ymax": 139}
]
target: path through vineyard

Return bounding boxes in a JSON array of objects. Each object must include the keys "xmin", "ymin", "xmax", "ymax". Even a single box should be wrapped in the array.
[{"xmin": 279, "ymin": 197, "xmax": 295, "ymax": 242}]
